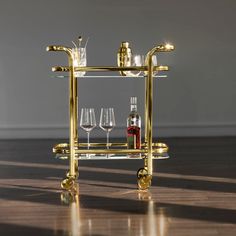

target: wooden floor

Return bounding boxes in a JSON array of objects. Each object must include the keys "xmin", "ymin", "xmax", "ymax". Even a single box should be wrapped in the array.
[{"xmin": 0, "ymin": 137, "xmax": 236, "ymax": 235}]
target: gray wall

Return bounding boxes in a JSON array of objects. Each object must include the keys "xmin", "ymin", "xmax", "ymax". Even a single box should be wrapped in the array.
[{"xmin": 0, "ymin": 0, "xmax": 235, "ymax": 139}]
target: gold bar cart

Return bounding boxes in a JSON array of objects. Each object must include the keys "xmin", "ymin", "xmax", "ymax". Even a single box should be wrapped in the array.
[{"xmin": 46, "ymin": 42, "xmax": 174, "ymax": 191}]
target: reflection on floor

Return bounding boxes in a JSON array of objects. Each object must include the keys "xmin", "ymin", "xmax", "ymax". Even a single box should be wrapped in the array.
[{"xmin": 0, "ymin": 137, "xmax": 236, "ymax": 235}]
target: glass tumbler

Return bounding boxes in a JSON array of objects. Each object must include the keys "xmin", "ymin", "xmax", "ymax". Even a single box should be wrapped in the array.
[{"xmin": 72, "ymin": 47, "xmax": 87, "ymax": 77}]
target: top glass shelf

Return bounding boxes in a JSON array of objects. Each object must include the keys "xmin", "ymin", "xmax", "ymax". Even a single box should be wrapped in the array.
[
  {"xmin": 51, "ymin": 75, "xmax": 168, "ymax": 79},
  {"xmin": 50, "ymin": 65, "xmax": 169, "ymax": 79}
]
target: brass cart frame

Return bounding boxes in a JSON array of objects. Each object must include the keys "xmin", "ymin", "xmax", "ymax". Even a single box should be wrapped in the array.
[{"xmin": 46, "ymin": 42, "xmax": 174, "ymax": 191}]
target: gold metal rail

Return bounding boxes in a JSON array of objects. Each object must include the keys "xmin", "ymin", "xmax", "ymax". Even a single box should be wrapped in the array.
[
  {"xmin": 53, "ymin": 142, "xmax": 168, "ymax": 155},
  {"xmin": 51, "ymin": 65, "xmax": 169, "ymax": 72}
]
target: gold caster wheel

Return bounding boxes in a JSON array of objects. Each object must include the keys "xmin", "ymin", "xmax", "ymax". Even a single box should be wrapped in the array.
[
  {"xmin": 137, "ymin": 177, "xmax": 152, "ymax": 190},
  {"xmin": 137, "ymin": 168, "xmax": 152, "ymax": 190},
  {"xmin": 137, "ymin": 168, "xmax": 148, "ymax": 178},
  {"xmin": 61, "ymin": 177, "xmax": 76, "ymax": 191}
]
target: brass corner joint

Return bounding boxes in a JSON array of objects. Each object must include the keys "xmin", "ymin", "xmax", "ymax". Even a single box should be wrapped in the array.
[{"xmin": 46, "ymin": 45, "xmax": 73, "ymax": 58}]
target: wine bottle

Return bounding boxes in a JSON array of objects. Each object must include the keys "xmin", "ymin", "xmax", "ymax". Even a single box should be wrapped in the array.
[{"xmin": 127, "ymin": 97, "xmax": 141, "ymax": 149}]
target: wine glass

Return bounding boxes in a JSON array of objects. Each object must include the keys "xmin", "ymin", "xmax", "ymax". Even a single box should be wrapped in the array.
[
  {"xmin": 72, "ymin": 47, "xmax": 87, "ymax": 77},
  {"xmin": 125, "ymin": 54, "xmax": 143, "ymax": 76},
  {"xmin": 99, "ymin": 108, "xmax": 115, "ymax": 149},
  {"xmin": 80, "ymin": 108, "xmax": 96, "ymax": 150}
]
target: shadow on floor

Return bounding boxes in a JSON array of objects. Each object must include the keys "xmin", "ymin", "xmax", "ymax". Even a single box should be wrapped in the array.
[
  {"xmin": 79, "ymin": 194, "xmax": 236, "ymax": 224},
  {"xmin": 0, "ymin": 223, "xmax": 104, "ymax": 236},
  {"xmin": 0, "ymin": 185, "xmax": 236, "ymax": 224}
]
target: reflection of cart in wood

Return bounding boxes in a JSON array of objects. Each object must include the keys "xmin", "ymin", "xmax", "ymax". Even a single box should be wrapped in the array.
[{"xmin": 46, "ymin": 42, "xmax": 174, "ymax": 191}]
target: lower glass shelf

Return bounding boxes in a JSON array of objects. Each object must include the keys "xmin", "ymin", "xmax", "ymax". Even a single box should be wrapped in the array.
[
  {"xmin": 55, "ymin": 153, "xmax": 169, "ymax": 160},
  {"xmin": 53, "ymin": 142, "xmax": 170, "ymax": 160}
]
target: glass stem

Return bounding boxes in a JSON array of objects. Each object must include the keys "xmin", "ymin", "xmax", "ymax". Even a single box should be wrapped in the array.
[
  {"xmin": 106, "ymin": 132, "xmax": 109, "ymax": 149},
  {"xmin": 87, "ymin": 132, "xmax": 90, "ymax": 150}
]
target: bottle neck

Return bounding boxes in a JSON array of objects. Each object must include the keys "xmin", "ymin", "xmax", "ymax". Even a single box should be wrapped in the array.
[{"xmin": 131, "ymin": 104, "xmax": 137, "ymax": 112}]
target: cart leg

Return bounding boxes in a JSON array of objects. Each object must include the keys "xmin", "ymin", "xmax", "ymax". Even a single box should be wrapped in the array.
[
  {"xmin": 138, "ymin": 48, "xmax": 156, "ymax": 191},
  {"xmin": 61, "ymin": 159, "xmax": 79, "ymax": 191},
  {"xmin": 66, "ymin": 160, "xmax": 79, "ymax": 178},
  {"xmin": 61, "ymin": 56, "xmax": 78, "ymax": 191}
]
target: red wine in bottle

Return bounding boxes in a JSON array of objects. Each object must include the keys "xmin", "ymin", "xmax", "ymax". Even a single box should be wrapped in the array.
[{"xmin": 127, "ymin": 97, "xmax": 141, "ymax": 149}]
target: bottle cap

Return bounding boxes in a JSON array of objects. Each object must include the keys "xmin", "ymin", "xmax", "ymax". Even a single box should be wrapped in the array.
[
  {"xmin": 130, "ymin": 96, "xmax": 137, "ymax": 105},
  {"xmin": 121, "ymin": 42, "xmax": 129, "ymax": 48}
]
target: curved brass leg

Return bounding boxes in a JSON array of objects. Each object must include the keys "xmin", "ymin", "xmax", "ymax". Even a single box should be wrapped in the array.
[{"xmin": 137, "ymin": 168, "xmax": 152, "ymax": 190}]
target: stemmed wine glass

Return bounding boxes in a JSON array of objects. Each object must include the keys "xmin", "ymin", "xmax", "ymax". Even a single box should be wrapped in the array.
[
  {"xmin": 99, "ymin": 108, "xmax": 116, "ymax": 149},
  {"xmin": 80, "ymin": 108, "xmax": 96, "ymax": 150}
]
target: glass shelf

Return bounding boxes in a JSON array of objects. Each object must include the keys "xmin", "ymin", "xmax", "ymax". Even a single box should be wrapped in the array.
[
  {"xmin": 51, "ymin": 75, "xmax": 168, "ymax": 79},
  {"xmin": 55, "ymin": 153, "xmax": 169, "ymax": 160},
  {"xmin": 53, "ymin": 142, "xmax": 169, "ymax": 160}
]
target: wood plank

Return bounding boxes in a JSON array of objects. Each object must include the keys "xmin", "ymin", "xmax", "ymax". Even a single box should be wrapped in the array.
[{"xmin": 0, "ymin": 138, "xmax": 235, "ymax": 235}]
